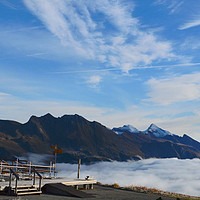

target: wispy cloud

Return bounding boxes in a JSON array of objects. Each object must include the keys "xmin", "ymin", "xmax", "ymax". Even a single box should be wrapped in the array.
[
  {"xmin": 0, "ymin": 24, "xmax": 81, "ymax": 62},
  {"xmin": 129, "ymin": 62, "xmax": 200, "ymax": 70},
  {"xmin": 0, "ymin": 92, "xmax": 10, "ymax": 96},
  {"xmin": 87, "ymin": 75, "xmax": 102, "ymax": 88},
  {"xmin": 26, "ymin": 52, "xmax": 47, "ymax": 57},
  {"xmin": 57, "ymin": 158, "xmax": 200, "ymax": 196},
  {"xmin": 23, "ymin": 0, "xmax": 175, "ymax": 73},
  {"xmin": 53, "ymin": 68, "xmax": 118, "ymax": 74},
  {"xmin": 179, "ymin": 19, "xmax": 200, "ymax": 30},
  {"xmin": 52, "ymin": 62, "xmax": 200, "ymax": 75},
  {"xmin": 181, "ymin": 37, "xmax": 200, "ymax": 50},
  {"xmin": 153, "ymin": 0, "xmax": 184, "ymax": 14},
  {"xmin": 146, "ymin": 72, "xmax": 200, "ymax": 105},
  {"xmin": 0, "ymin": 0, "xmax": 17, "ymax": 10},
  {"xmin": 0, "ymin": 26, "xmax": 42, "ymax": 34},
  {"xmin": 168, "ymin": 1, "xmax": 184, "ymax": 14}
]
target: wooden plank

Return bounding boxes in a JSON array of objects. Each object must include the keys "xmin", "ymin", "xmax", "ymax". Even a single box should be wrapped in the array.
[
  {"xmin": 62, "ymin": 179, "xmax": 97, "ymax": 186},
  {"xmin": 17, "ymin": 191, "xmax": 42, "ymax": 196},
  {"xmin": 20, "ymin": 164, "xmax": 55, "ymax": 168},
  {"xmin": 0, "ymin": 165, "xmax": 27, "ymax": 169}
]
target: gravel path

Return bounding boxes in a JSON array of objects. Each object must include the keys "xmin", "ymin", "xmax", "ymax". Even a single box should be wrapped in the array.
[{"xmin": 0, "ymin": 185, "xmax": 183, "ymax": 200}]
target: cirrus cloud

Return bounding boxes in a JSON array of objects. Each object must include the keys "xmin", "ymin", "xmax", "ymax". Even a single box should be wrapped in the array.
[
  {"xmin": 23, "ymin": 0, "xmax": 175, "ymax": 73},
  {"xmin": 179, "ymin": 19, "xmax": 200, "ymax": 30}
]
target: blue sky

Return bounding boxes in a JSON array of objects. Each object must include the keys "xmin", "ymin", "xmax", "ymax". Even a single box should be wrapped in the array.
[{"xmin": 0, "ymin": 0, "xmax": 200, "ymax": 139}]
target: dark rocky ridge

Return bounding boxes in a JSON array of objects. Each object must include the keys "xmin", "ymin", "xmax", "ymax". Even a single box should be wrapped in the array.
[{"xmin": 0, "ymin": 113, "xmax": 200, "ymax": 163}]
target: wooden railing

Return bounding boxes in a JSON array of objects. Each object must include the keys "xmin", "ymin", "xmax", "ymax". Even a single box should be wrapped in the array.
[{"xmin": 0, "ymin": 159, "xmax": 56, "ymax": 177}]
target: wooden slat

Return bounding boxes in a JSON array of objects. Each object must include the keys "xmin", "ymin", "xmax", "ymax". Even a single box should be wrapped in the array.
[
  {"xmin": 17, "ymin": 191, "xmax": 42, "ymax": 196},
  {"xmin": 62, "ymin": 179, "xmax": 97, "ymax": 186}
]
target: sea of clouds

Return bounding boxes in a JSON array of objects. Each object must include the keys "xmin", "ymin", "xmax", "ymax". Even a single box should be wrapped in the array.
[
  {"xmin": 21, "ymin": 153, "xmax": 200, "ymax": 196},
  {"xmin": 57, "ymin": 158, "xmax": 200, "ymax": 197}
]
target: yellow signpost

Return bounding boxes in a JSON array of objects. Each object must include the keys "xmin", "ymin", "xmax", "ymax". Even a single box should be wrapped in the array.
[
  {"xmin": 50, "ymin": 144, "xmax": 59, "ymax": 149},
  {"xmin": 55, "ymin": 149, "xmax": 63, "ymax": 154},
  {"xmin": 50, "ymin": 145, "xmax": 63, "ymax": 176}
]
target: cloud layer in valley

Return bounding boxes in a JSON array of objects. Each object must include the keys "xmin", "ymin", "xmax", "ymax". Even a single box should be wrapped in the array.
[{"xmin": 57, "ymin": 158, "xmax": 200, "ymax": 197}]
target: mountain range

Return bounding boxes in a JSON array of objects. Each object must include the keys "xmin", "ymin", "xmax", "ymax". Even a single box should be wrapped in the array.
[{"xmin": 0, "ymin": 113, "xmax": 200, "ymax": 163}]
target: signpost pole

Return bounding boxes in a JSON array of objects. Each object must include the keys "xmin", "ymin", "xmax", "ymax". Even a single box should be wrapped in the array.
[
  {"xmin": 50, "ymin": 145, "xmax": 63, "ymax": 177},
  {"xmin": 77, "ymin": 159, "xmax": 81, "ymax": 179},
  {"xmin": 50, "ymin": 145, "xmax": 63, "ymax": 178},
  {"xmin": 54, "ymin": 151, "xmax": 57, "ymax": 177}
]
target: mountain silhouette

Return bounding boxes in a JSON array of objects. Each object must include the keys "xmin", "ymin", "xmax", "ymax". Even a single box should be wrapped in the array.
[{"xmin": 0, "ymin": 114, "xmax": 200, "ymax": 163}]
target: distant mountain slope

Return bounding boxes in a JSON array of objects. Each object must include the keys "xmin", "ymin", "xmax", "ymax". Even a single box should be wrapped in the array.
[
  {"xmin": 0, "ymin": 114, "xmax": 200, "ymax": 163},
  {"xmin": 162, "ymin": 134, "xmax": 200, "ymax": 151},
  {"xmin": 113, "ymin": 124, "xmax": 200, "ymax": 159}
]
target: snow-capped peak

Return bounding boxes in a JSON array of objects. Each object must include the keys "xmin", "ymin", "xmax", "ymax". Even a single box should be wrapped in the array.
[
  {"xmin": 112, "ymin": 125, "xmax": 139, "ymax": 135},
  {"xmin": 145, "ymin": 123, "xmax": 173, "ymax": 137},
  {"xmin": 121, "ymin": 125, "xmax": 139, "ymax": 133}
]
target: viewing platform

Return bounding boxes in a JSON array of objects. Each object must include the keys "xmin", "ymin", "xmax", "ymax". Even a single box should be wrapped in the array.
[{"xmin": 0, "ymin": 159, "xmax": 97, "ymax": 196}]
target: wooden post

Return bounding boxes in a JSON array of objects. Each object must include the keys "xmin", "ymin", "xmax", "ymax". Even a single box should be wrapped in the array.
[
  {"xmin": 83, "ymin": 184, "xmax": 88, "ymax": 190},
  {"xmin": 75, "ymin": 185, "xmax": 79, "ymax": 190},
  {"xmin": 77, "ymin": 159, "xmax": 81, "ymax": 179},
  {"xmin": 89, "ymin": 184, "xmax": 94, "ymax": 189}
]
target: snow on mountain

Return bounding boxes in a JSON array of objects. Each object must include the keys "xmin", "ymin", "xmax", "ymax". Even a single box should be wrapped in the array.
[
  {"xmin": 144, "ymin": 123, "xmax": 173, "ymax": 137},
  {"xmin": 112, "ymin": 125, "xmax": 139, "ymax": 135},
  {"xmin": 113, "ymin": 123, "xmax": 174, "ymax": 138}
]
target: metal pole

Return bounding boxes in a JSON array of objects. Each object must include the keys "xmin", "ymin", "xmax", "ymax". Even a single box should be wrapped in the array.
[
  {"xmin": 9, "ymin": 170, "xmax": 12, "ymax": 195},
  {"xmin": 39, "ymin": 177, "xmax": 41, "ymax": 191},
  {"xmin": 54, "ymin": 152, "xmax": 57, "ymax": 177},
  {"xmin": 29, "ymin": 161, "xmax": 31, "ymax": 175},
  {"xmin": 16, "ymin": 158, "xmax": 18, "ymax": 174},
  {"xmin": 77, "ymin": 159, "xmax": 81, "ymax": 179},
  {"xmin": 15, "ymin": 176, "xmax": 18, "ymax": 194},
  {"xmin": 33, "ymin": 171, "xmax": 35, "ymax": 186},
  {"xmin": 50, "ymin": 161, "xmax": 52, "ymax": 178},
  {"xmin": 0, "ymin": 161, "xmax": 2, "ymax": 177}
]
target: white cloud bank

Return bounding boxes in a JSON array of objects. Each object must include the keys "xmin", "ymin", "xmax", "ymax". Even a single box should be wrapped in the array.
[
  {"xmin": 0, "ymin": 94, "xmax": 108, "ymax": 123},
  {"xmin": 146, "ymin": 72, "xmax": 200, "ymax": 105},
  {"xmin": 57, "ymin": 158, "xmax": 200, "ymax": 196}
]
